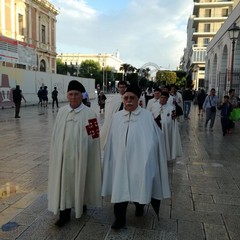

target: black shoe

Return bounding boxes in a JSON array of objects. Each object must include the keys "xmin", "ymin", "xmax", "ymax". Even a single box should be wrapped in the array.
[
  {"xmin": 55, "ymin": 209, "xmax": 71, "ymax": 227},
  {"xmin": 15, "ymin": 116, "xmax": 21, "ymax": 118},
  {"xmin": 135, "ymin": 207, "xmax": 144, "ymax": 217},
  {"xmin": 83, "ymin": 205, "xmax": 87, "ymax": 213},
  {"xmin": 55, "ymin": 218, "xmax": 70, "ymax": 227},
  {"xmin": 135, "ymin": 203, "xmax": 144, "ymax": 217},
  {"xmin": 111, "ymin": 221, "xmax": 125, "ymax": 230}
]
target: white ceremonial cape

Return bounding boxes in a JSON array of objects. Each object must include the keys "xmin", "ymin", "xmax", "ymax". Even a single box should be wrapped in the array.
[
  {"xmin": 147, "ymin": 98, "xmax": 159, "ymax": 112},
  {"xmin": 168, "ymin": 92, "xmax": 184, "ymax": 122},
  {"xmin": 151, "ymin": 102, "xmax": 182, "ymax": 161},
  {"xmin": 48, "ymin": 104, "xmax": 102, "ymax": 218},
  {"xmin": 101, "ymin": 106, "xmax": 171, "ymax": 204},
  {"xmin": 100, "ymin": 93, "xmax": 123, "ymax": 149}
]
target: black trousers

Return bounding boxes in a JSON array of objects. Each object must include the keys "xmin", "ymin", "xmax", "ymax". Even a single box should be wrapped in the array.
[
  {"xmin": 52, "ymin": 97, "xmax": 59, "ymax": 108},
  {"xmin": 14, "ymin": 101, "xmax": 21, "ymax": 117},
  {"xmin": 113, "ymin": 202, "xmax": 145, "ymax": 224},
  {"xmin": 221, "ymin": 117, "xmax": 231, "ymax": 134}
]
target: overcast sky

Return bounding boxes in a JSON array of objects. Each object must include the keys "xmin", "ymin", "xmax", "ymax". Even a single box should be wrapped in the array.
[{"xmin": 49, "ymin": 0, "xmax": 193, "ymax": 70}]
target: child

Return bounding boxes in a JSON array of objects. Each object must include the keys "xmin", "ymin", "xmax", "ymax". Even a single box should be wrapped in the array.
[{"xmin": 218, "ymin": 95, "xmax": 233, "ymax": 136}]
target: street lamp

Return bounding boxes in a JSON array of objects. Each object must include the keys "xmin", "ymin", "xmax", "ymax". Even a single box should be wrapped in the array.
[
  {"xmin": 98, "ymin": 53, "xmax": 105, "ymax": 93},
  {"xmin": 227, "ymin": 22, "xmax": 240, "ymax": 89}
]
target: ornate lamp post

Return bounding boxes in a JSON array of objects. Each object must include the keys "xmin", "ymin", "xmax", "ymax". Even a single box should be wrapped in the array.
[
  {"xmin": 227, "ymin": 22, "xmax": 240, "ymax": 89},
  {"xmin": 98, "ymin": 53, "xmax": 105, "ymax": 93}
]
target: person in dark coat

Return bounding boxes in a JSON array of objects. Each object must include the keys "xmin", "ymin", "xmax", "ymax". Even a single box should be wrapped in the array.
[
  {"xmin": 218, "ymin": 95, "xmax": 233, "ymax": 136},
  {"xmin": 52, "ymin": 87, "xmax": 59, "ymax": 109},
  {"xmin": 12, "ymin": 85, "xmax": 26, "ymax": 118},
  {"xmin": 182, "ymin": 87, "xmax": 194, "ymax": 120},
  {"xmin": 37, "ymin": 87, "xmax": 43, "ymax": 107},
  {"xmin": 196, "ymin": 89, "xmax": 207, "ymax": 116},
  {"xmin": 42, "ymin": 86, "xmax": 48, "ymax": 107},
  {"xmin": 98, "ymin": 91, "xmax": 107, "ymax": 113}
]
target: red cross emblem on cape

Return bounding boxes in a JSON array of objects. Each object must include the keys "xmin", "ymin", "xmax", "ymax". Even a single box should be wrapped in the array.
[{"xmin": 86, "ymin": 118, "xmax": 99, "ymax": 139}]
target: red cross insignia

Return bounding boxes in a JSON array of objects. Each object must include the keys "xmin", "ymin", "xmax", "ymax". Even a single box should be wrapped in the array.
[{"xmin": 86, "ymin": 118, "xmax": 99, "ymax": 139}]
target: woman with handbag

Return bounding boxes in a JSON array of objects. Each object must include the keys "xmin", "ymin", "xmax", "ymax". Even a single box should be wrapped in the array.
[{"xmin": 203, "ymin": 88, "xmax": 219, "ymax": 130}]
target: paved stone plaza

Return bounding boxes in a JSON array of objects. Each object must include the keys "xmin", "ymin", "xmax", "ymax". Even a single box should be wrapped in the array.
[{"xmin": 1, "ymin": 96, "xmax": 240, "ymax": 240}]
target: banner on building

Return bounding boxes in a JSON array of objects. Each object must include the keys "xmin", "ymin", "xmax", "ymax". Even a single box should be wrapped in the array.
[{"xmin": 0, "ymin": 36, "xmax": 37, "ymax": 67}]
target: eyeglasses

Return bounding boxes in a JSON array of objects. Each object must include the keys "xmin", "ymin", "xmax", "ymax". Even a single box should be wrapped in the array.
[{"xmin": 123, "ymin": 96, "xmax": 136, "ymax": 100}]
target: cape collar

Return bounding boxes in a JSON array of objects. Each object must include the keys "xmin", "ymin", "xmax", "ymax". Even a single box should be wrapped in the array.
[
  {"xmin": 122, "ymin": 106, "xmax": 141, "ymax": 123},
  {"xmin": 122, "ymin": 106, "xmax": 141, "ymax": 116},
  {"xmin": 67, "ymin": 103, "xmax": 84, "ymax": 113}
]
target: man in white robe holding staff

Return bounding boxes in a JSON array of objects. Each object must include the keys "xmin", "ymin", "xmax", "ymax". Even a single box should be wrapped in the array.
[
  {"xmin": 151, "ymin": 91, "xmax": 183, "ymax": 161},
  {"xmin": 101, "ymin": 84, "xmax": 171, "ymax": 230},
  {"xmin": 48, "ymin": 80, "xmax": 102, "ymax": 227}
]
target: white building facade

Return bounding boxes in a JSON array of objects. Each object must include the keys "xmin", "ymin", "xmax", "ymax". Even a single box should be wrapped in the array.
[
  {"xmin": 205, "ymin": 2, "xmax": 240, "ymax": 97},
  {"xmin": 183, "ymin": 0, "xmax": 238, "ymax": 90},
  {"xmin": 57, "ymin": 52, "xmax": 124, "ymax": 73}
]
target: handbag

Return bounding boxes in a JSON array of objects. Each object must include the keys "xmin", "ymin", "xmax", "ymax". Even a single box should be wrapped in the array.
[{"xmin": 175, "ymin": 102, "xmax": 183, "ymax": 116}]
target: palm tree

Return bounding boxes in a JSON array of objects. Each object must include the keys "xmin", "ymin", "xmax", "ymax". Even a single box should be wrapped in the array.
[{"xmin": 119, "ymin": 63, "xmax": 136, "ymax": 81}]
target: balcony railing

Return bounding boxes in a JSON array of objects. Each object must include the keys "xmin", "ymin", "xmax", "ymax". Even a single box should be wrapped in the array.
[
  {"xmin": 191, "ymin": 46, "xmax": 207, "ymax": 63},
  {"xmin": 194, "ymin": 0, "xmax": 233, "ymax": 3}
]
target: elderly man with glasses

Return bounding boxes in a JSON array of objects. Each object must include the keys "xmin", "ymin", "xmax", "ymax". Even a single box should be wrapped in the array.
[{"xmin": 101, "ymin": 84, "xmax": 170, "ymax": 230}]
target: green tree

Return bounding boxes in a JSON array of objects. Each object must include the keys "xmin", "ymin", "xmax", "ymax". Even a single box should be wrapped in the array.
[
  {"xmin": 79, "ymin": 60, "xmax": 101, "ymax": 78},
  {"xmin": 68, "ymin": 64, "xmax": 77, "ymax": 76},
  {"xmin": 136, "ymin": 68, "xmax": 151, "ymax": 88},
  {"xmin": 56, "ymin": 58, "xmax": 68, "ymax": 75},
  {"xmin": 175, "ymin": 70, "xmax": 187, "ymax": 87},
  {"xmin": 119, "ymin": 63, "xmax": 137, "ymax": 81},
  {"xmin": 126, "ymin": 73, "xmax": 138, "ymax": 85},
  {"xmin": 156, "ymin": 71, "xmax": 177, "ymax": 86}
]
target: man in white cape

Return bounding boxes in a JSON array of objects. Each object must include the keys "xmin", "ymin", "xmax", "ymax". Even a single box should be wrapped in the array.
[
  {"xmin": 101, "ymin": 85, "xmax": 171, "ymax": 230},
  {"xmin": 48, "ymin": 80, "xmax": 102, "ymax": 227},
  {"xmin": 146, "ymin": 87, "xmax": 161, "ymax": 112},
  {"xmin": 100, "ymin": 80, "xmax": 127, "ymax": 148},
  {"xmin": 151, "ymin": 91, "xmax": 183, "ymax": 161}
]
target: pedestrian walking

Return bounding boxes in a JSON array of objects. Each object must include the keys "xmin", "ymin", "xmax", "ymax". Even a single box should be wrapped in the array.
[
  {"xmin": 101, "ymin": 84, "xmax": 170, "ymax": 230},
  {"xmin": 12, "ymin": 85, "xmax": 26, "ymax": 118},
  {"xmin": 203, "ymin": 88, "xmax": 219, "ymax": 130},
  {"xmin": 182, "ymin": 87, "xmax": 194, "ymax": 120},
  {"xmin": 48, "ymin": 80, "xmax": 102, "ymax": 227},
  {"xmin": 151, "ymin": 91, "xmax": 182, "ymax": 161},
  {"xmin": 82, "ymin": 91, "xmax": 89, "ymax": 106},
  {"xmin": 42, "ymin": 86, "xmax": 48, "ymax": 107},
  {"xmin": 196, "ymin": 89, "xmax": 207, "ymax": 116},
  {"xmin": 37, "ymin": 86, "xmax": 43, "ymax": 107},
  {"xmin": 100, "ymin": 80, "xmax": 127, "ymax": 148},
  {"xmin": 51, "ymin": 87, "xmax": 59, "ymax": 109},
  {"xmin": 218, "ymin": 95, "xmax": 233, "ymax": 136},
  {"xmin": 228, "ymin": 89, "xmax": 239, "ymax": 133},
  {"xmin": 146, "ymin": 87, "xmax": 161, "ymax": 112},
  {"xmin": 98, "ymin": 91, "xmax": 107, "ymax": 113}
]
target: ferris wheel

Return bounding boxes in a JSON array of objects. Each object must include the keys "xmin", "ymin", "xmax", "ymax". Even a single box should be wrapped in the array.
[{"xmin": 139, "ymin": 62, "xmax": 162, "ymax": 80}]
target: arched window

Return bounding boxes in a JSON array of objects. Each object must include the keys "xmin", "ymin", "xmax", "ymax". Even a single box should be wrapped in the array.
[{"xmin": 40, "ymin": 59, "xmax": 46, "ymax": 72}]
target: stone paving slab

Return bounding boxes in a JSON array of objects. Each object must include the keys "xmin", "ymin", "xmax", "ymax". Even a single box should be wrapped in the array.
[{"xmin": 1, "ymin": 99, "xmax": 240, "ymax": 239}]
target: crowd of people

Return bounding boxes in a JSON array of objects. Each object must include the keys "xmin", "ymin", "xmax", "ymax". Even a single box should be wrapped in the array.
[
  {"xmin": 13, "ymin": 79, "xmax": 239, "ymax": 230},
  {"xmin": 47, "ymin": 80, "xmax": 184, "ymax": 230}
]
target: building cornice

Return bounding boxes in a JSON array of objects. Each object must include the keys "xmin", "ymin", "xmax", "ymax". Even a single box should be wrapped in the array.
[{"xmin": 31, "ymin": 0, "xmax": 59, "ymax": 15}]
